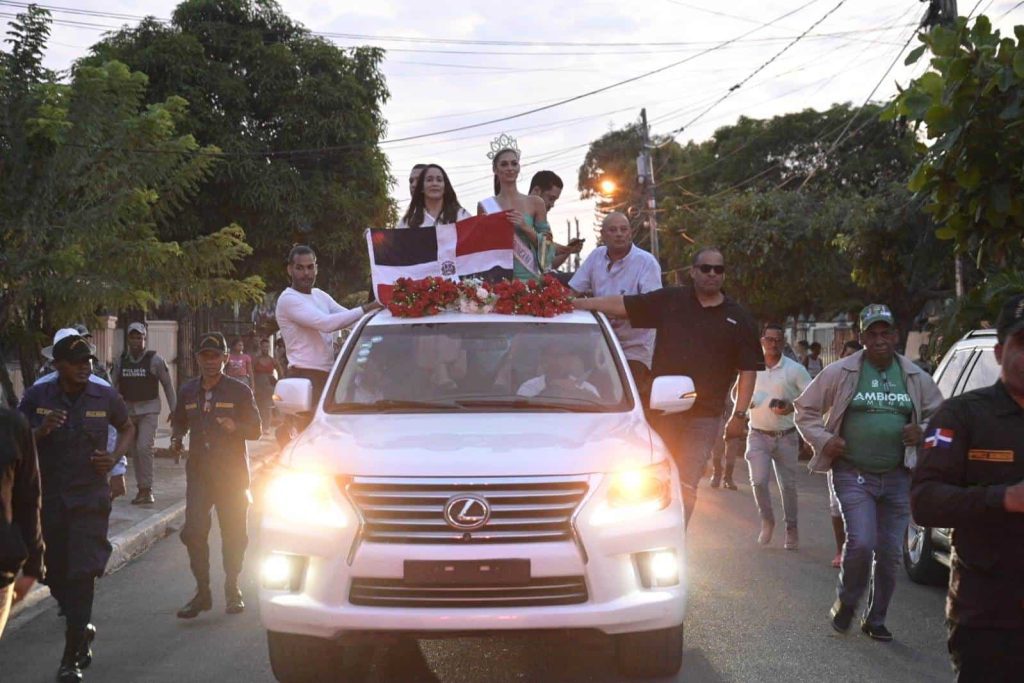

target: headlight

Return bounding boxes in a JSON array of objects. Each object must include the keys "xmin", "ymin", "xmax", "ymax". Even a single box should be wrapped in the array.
[
  {"xmin": 591, "ymin": 460, "xmax": 674, "ymax": 526},
  {"xmin": 264, "ymin": 470, "xmax": 348, "ymax": 529}
]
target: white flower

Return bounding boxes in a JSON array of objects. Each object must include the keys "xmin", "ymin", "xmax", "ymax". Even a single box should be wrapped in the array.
[{"xmin": 476, "ymin": 287, "xmax": 489, "ymax": 300}]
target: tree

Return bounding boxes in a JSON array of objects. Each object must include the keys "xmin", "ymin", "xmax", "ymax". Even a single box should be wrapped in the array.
[
  {"xmin": 888, "ymin": 15, "xmax": 1024, "ymax": 266},
  {"xmin": 685, "ymin": 189, "xmax": 858, "ymax": 322},
  {"xmin": 576, "ymin": 103, "xmax": 954, "ymax": 327},
  {"xmin": 831, "ymin": 183, "xmax": 954, "ymax": 333},
  {"xmin": 87, "ymin": 0, "xmax": 394, "ymax": 294},
  {"xmin": 0, "ymin": 6, "xmax": 262, "ymax": 398},
  {"xmin": 887, "ymin": 15, "xmax": 1024, "ymax": 345}
]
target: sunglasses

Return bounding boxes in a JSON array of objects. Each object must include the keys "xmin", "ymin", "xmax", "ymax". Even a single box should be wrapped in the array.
[
  {"xmin": 696, "ymin": 264, "xmax": 726, "ymax": 274},
  {"xmin": 203, "ymin": 390, "xmax": 213, "ymax": 414}
]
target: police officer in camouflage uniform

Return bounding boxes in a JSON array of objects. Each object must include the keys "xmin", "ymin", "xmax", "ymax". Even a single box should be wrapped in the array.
[
  {"xmin": 19, "ymin": 334, "xmax": 135, "ymax": 682},
  {"xmin": 912, "ymin": 294, "xmax": 1024, "ymax": 682},
  {"xmin": 170, "ymin": 332, "xmax": 261, "ymax": 619}
]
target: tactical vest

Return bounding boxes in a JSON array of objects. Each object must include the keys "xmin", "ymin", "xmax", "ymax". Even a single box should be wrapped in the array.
[{"xmin": 119, "ymin": 350, "xmax": 158, "ymax": 402}]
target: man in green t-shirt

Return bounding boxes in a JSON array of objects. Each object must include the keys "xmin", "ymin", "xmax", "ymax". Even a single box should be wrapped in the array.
[{"xmin": 795, "ymin": 304, "xmax": 943, "ymax": 642}]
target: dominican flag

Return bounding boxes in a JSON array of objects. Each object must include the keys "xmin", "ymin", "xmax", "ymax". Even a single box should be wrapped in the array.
[
  {"xmin": 367, "ymin": 213, "xmax": 514, "ymax": 303},
  {"xmin": 923, "ymin": 428, "xmax": 955, "ymax": 449}
]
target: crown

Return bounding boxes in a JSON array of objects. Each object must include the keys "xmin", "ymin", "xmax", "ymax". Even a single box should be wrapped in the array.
[{"xmin": 487, "ymin": 133, "xmax": 520, "ymax": 160}]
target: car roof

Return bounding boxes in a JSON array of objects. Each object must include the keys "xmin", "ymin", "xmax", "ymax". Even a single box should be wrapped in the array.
[
  {"xmin": 365, "ymin": 310, "xmax": 601, "ymax": 326},
  {"xmin": 953, "ymin": 328, "xmax": 998, "ymax": 347}
]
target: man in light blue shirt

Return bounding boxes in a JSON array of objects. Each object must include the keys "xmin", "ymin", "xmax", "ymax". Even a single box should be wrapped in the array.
[
  {"xmin": 569, "ymin": 212, "xmax": 661, "ymax": 399},
  {"xmin": 746, "ymin": 323, "xmax": 811, "ymax": 550}
]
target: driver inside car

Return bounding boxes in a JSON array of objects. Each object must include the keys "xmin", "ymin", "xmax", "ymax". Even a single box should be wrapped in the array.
[{"xmin": 517, "ymin": 347, "xmax": 600, "ymax": 400}]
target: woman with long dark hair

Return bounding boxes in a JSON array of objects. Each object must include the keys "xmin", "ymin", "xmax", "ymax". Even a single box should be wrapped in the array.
[
  {"xmin": 398, "ymin": 164, "xmax": 470, "ymax": 229},
  {"xmin": 476, "ymin": 134, "xmax": 552, "ymax": 281}
]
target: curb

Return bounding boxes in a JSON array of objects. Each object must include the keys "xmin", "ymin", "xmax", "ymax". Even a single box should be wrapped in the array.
[{"xmin": 9, "ymin": 446, "xmax": 278, "ymax": 623}]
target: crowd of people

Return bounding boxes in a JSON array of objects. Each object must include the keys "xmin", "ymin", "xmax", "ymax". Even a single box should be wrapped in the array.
[{"xmin": 1, "ymin": 133, "xmax": 1022, "ymax": 683}]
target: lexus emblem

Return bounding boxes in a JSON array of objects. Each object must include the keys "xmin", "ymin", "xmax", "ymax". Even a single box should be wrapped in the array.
[{"xmin": 443, "ymin": 494, "xmax": 491, "ymax": 531}]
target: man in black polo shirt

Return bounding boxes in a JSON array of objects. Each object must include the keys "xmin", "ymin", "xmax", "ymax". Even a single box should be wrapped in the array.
[{"xmin": 575, "ymin": 247, "xmax": 763, "ymax": 526}]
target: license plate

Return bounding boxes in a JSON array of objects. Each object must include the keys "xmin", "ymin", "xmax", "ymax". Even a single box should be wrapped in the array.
[{"xmin": 403, "ymin": 559, "xmax": 530, "ymax": 585}]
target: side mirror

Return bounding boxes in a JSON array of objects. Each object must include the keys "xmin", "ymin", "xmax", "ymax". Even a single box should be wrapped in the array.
[
  {"xmin": 649, "ymin": 376, "xmax": 697, "ymax": 415},
  {"xmin": 273, "ymin": 378, "xmax": 313, "ymax": 415}
]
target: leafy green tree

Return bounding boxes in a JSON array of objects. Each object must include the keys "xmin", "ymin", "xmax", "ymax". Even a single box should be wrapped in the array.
[
  {"xmin": 678, "ymin": 189, "xmax": 858, "ymax": 322},
  {"xmin": 87, "ymin": 0, "xmax": 393, "ymax": 294},
  {"xmin": 887, "ymin": 15, "xmax": 1024, "ymax": 344},
  {"xmin": 831, "ymin": 183, "xmax": 955, "ymax": 332},
  {"xmin": 577, "ymin": 103, "xmax": 953, "ymax": 327},
  {"xmin": 0, "ymin": 6, "xmax": 261, "ymax": 398},
  {"xmin": 888, "ymin": 15, "xmax": 1024, "ymax": 266}
]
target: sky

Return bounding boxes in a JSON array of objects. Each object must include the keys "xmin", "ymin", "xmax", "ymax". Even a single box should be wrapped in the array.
[{"xmin": 8, "ymin": 0, "xmax": 1024, "ymax": 256}]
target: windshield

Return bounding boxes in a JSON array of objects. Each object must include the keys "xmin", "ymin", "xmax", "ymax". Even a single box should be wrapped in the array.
[{"xmin": 326, "ymin": 321, "xmax": 631, "ymax": 413}]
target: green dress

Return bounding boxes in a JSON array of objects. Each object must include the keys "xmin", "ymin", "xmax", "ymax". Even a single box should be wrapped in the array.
[{"xmin": 513, "ymin": 215, "xmax": 554, "ymax": 282}]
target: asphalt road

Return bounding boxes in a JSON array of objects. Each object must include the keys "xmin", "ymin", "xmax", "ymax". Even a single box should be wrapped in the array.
[{"xmin": 1, "ymin": 468, "xmax": 954, "ymax": 682}]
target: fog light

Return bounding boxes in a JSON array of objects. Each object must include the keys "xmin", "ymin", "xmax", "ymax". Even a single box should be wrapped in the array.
[
  {"xmin": 261, "ymin": 552, "xmax": 307, "ymax": 592},
  {"xmin": 650, "ymin": 551, "xmax": 678, "ymax": 583},
  {"xmin": 636, "ymin": 549, "xmax": 679, "ymax": 588}
]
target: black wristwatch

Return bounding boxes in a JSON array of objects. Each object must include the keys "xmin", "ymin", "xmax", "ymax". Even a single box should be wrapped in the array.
[{"xmin": 733, "ymin": 411, "xmax": 748, "ymax": 420}]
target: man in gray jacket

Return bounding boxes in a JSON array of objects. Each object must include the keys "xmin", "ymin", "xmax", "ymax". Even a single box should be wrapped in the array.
[{"xmin": 795, "ymin": 304, "xmax": 943, "ymax": 642}]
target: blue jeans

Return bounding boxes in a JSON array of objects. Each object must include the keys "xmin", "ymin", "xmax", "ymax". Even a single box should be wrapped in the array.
[
  {"xmin": 832, "ymin": 463, "xmax": 911, "ymax": 627},
  {"xmin": 654, "ymin": 415, "xmax": 722, "ymax": 528},
  {"xmin": 745, "ymin": 430, "xmax": 799, "ymax": 529}
]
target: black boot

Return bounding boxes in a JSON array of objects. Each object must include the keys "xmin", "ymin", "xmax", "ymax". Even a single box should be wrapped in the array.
[
  {"xmin": 76, "ymin": 624, "xmax": 96, "ymax": 669},
  {"xmin": 176, "ymin": 587, "xmax": 212, "ymax": 619},
  {"xmin": 225, "ymin": 579, "xmax": 245, "ymax": 615},
  {"xmin": 57, "ymin": 628, "xmax": 86, "ymax": 682}
]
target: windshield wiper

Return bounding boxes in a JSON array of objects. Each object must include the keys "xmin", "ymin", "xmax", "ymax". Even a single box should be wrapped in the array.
[
  {"xmin": 454, "ymin": 399, "xmax": 607, "ymax": 412},
  {"xmin": 332, "ymin": 399, "xmax": 464, "ymax": 412}
]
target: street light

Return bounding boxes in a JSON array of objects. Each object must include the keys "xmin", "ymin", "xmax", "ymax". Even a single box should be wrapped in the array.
[{"xmin": 599, "ymin": 178, "xmax": 617, "ymax": 196}]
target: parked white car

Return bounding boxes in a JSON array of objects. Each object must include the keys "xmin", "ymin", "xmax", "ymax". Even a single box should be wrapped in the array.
[
  {"xmin": 904, "ymin": 328, "xmax": 1000, "ymax": 584},
  {"xmin": 260, "ymin": 310, "xmax": 695, "ymax": 681}
]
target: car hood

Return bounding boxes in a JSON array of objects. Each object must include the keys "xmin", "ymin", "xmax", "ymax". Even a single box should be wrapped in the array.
[{"xmin": 283, "ymin": 412, "xmax": 658, "ymax": 477}]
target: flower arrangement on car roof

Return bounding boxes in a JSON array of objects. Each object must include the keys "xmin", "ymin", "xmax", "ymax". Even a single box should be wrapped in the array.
[{"xmin": 387, "ymin": 275, "xmax": 574, "ymax": 318}]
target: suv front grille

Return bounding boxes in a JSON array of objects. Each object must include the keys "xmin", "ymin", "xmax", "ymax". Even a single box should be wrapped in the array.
[
  {"xmin": 349, "ymin": 576, "xmax": 588, "ymax": 608},
  {"xmin": 345, "ymin": 477, "xmax": 589, "ymax": 544}
]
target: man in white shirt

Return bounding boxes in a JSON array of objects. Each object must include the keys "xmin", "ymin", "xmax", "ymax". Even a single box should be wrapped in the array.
[
  {"xmin": 516, "ymin": 348, "xmax": 599, "ymax": 400},
  {"xmin": 275, "ymin": 246, "xmax": 381, "ymax": 432},
  {"xmin": 569, "ymin": 212, "xmax": 661, "ymax": 400},
  {"xmin": 746, "ymin": 323, "xmax": 812, "ymax": 550}
]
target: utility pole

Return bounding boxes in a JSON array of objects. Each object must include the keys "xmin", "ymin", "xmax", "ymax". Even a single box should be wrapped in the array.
[
  {"xmin": 637, "ymin": 108, "xmax": 659, "ymax": 259},
  {"xmin": 921, "ymin": 0, "xmax": 957, "ymax": 29},
  {"xmin": 574, "ymin": 218, "xmax": 581, "ymax": 270}
]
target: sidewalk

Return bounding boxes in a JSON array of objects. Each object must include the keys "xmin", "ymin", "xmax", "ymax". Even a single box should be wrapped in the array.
[{"xmin": 10, "ymin": 431, "xmax": 280, "ymax": 622}]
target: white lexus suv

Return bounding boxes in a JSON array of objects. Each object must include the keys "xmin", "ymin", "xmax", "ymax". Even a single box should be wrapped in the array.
[{"xmin": 260, "ymin": 310, "xmax": 695, "ymax": 681}]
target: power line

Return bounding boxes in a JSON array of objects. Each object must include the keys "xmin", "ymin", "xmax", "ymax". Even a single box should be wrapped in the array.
[
  {"xmin": 668, "ymin": 0, "xmax": 850, "ymax": 137},
  {"xmin": 0, "ymin": 0, "xmax": 827, "ymax": 157},
  {"xmin": 415, "ymin": 10, "xmax": 914, "ymax": 200},
  {"xmin": 996, "ymin": 1, "xmax": 1024, "ymax": 20},
  {"xmin": 798, "ymin": 20, "xmax": 920, "ymax": 190}
]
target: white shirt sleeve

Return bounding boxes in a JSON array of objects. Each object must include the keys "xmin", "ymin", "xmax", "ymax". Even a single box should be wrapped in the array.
[
  {"xmin": 280, "ymin": 291, "xmax": 362, "ymax": 333},
  {"xmin": 321, "ymin": 290, "xmax": 346, "ymax": 315},
  {"xmin": 568, "ymin": 253, "xmax": 595, "ymax": 294},
  {"xmin": 639, "ymin": 254, "xmax": 663, "ymax": 294}
]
